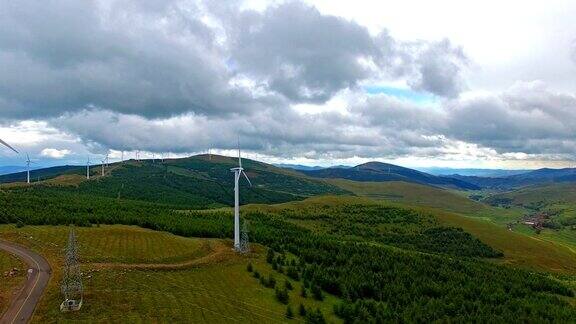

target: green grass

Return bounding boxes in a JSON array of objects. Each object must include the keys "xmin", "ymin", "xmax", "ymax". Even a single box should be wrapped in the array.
[
  {"xmin": 0, "ymin": 225, "xmax": 340, "ymax": 323},
  {"xmin": 483, "ymin": 183, "xmax": 576, "ymax": 250},
  {"xmin": 323, "ymin": 180, "xmax": 576, "ymax": 273},
  {"xmin": 0, "ymin": 225, "xmax": 210, "ymax": 264},
  {"xmin": 1, "ymin": 185, "xmax": 576, "ymax": 321},
  {"xmin": 434, "ymin": 210, "xmax": 576, "ymax": 273},
  {"xmin": 0, "ymin": 249, "xmax": 25, "ymax": 316},
  {"xmin": 328, "ymin": 179, "xmax": 524, "ymax": 223}
]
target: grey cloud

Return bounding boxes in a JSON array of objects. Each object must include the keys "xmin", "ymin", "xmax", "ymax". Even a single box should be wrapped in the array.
[
  {"xmin": 228, "ymin": 1, "xmax": 376, "ymax": 103},
  {"xmin": 0, "ymin": 0, "xmax": 283, "ymax": 120},
  {"xmin": 221, "ymin": 1, "xmax": 468, "ymax": 103},
  {"xmin": 0, "ymin": 0, "xmax": 469, "ymax": 124},
  {"xmin": 445, "ymin": 81, "xmax": 576, "ymax": 154},
  {"xmin": 407, "ymin": 40, "xmax": 468, "ymax": 98}
]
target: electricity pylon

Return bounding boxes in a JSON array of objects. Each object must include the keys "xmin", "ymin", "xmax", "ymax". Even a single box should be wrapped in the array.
[{"xmin": 60, "ymin": 226, "xmax": 83, "ymax": 312}]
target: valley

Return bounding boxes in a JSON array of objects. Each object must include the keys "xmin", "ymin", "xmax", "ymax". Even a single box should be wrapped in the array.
[{"xmin": 0, "ymin": 156, "xmax": 575, "ymax": 322}]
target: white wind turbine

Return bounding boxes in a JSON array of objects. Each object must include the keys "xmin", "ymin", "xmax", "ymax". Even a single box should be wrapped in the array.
[
  {"xmin": 86, "ymin": 156, "xmax": 91, "ymax": 179},
  {"xmin": 25, "ymin": 153, "xmax": 34, "ymax": 184},
  {"xmin": 230, "ymin": 141, "xmax": 252, "ymax": 252},
  {"xmin": 101, "ymin": 154, "xmax": 108, "ymax": 176}
]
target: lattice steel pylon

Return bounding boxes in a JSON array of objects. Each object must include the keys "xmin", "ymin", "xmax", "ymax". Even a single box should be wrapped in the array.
[
  {"xmin": 60, "ymin": 226, "xmax": 83, "ymax": 312},
  {"xmin": 239, "ymin": 219, "xmax": 250, "ymax": 254}
]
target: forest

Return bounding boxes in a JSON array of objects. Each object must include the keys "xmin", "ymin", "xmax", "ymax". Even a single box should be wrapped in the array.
[{"xmin": 1, "ymin": 185, "xmax": 574, "ymax": 322}]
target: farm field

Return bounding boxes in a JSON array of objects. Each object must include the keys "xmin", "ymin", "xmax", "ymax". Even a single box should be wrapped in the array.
[
  {"xmin": 0, "ymin": 225, "xmax": 339, "ymax": 323},
  {"xmin": 0, "ymin": 249, "xmax": 25, "ymax": 316}
]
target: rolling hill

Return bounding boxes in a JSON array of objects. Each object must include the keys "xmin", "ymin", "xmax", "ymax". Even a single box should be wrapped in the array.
[
  {"xmin": 0, "ymin": 165, "xmax": 83, "ymax": 184},
  {"xmin": 0, "ymin": 155, "xmax": 347, "ymax": 208},
  {"xmin": 451, "ymin": 168, "xmax": 576, "ymax": 189},
  {"xmin": 484, "ymin": 183, "xmax": 576, "ymax": 226},
  {"xmin": 302, "ymin": 161, "xmax": 480, "ymax": 190}
]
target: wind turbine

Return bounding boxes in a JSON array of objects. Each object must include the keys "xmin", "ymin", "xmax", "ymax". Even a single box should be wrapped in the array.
[
  {"xmin": 101, "ymin": 154, "xmax": 108, "ymax": 176},
  {"xmin": 121, "ymin": 151, "xmax": 124, "ymax": 163},
  {"xmin": 86, "ymin": 156, "xmax": 91, "ymax": 180},
  {"xmin": 25, "ymin": 153, "xmax": 34, "ymax": 184},
  {"xmin": 0, "ymin": 139, "xmax": 18, "ymax": 154},
  {"xmin": 230, "ymin": 141, "xmax": 252, "ymax": 252}
]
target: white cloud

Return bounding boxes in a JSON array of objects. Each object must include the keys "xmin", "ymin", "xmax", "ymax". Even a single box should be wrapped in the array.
[{"xmin": 40, "ymin": 148, "xmax": 71, "ymax": 159}]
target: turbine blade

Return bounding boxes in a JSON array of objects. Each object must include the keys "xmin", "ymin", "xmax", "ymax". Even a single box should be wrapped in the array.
[
  {"xmin": 237, "ymin": 136, "xmax": 242, "ymax": 168},
  {"xmin": 242, "ymin": 170, "xmax": 252, "ymax": 187},
  {"xmin": 0, "ymin": 138, "xmax": 18, "ymax": 154}
]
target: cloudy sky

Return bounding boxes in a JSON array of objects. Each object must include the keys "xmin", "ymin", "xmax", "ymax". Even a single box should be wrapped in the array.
[{"xmin": 1, "ymin": 0, "xmax": 575, "ymax": 169}]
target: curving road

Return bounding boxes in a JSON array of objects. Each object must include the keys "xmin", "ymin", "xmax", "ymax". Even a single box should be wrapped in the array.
[{"xmin": 0, "ymin": 241, "xmax": 51, "ymax": 324}]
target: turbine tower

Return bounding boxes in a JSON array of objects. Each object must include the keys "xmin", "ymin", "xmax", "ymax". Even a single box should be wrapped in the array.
[
  {"xmin": 0, "ymin": 139, "xmax": 18, "ymax": 154},
  {"xmin": 25, "ymin": 153, "xmax": 34, "ymax": 184},
  {"xmin": 86, "ymin": 156, "xmax": 90, "ymax": 180},
  {"xmin": 101, "ymin": 156, "xmax": 107, "ymax": 176},
  {"xmin": 230, "ymin": 141, "xmax": 252, "ymax": 252}
]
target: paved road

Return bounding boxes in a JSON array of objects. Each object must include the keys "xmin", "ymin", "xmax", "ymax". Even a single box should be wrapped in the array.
[{"xmin": 0, "ymin": 241, "xmax": 51, "ymax": 324}]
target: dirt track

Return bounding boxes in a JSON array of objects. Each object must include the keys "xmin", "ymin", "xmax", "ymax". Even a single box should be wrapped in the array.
[{"xmin": 0, "ymin": 241, "xmax": 51, "ymax": 324}]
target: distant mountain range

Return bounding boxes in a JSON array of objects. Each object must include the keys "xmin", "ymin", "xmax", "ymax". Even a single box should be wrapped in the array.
[
  {"xmin": 451, "ymin": 168, "xmax": 576, "ymax": 189},
  {"xmin": 301, "ymin": 162, "xmax": 480, "ymax": 190},
  {"xmin": 418, "ymin": 167, "xmax": 530, "ymax": 177},
  {"xmin": 279, "ymin": 164, "xmax": 530, "ymax": 178},
  {"xmin": 274, "ymin": 164, "xmax": 352, "ymax": 171},
  {"xmin": 0, "ymin": 166, "xmax": 28, "ymax": 175},
  {"xmin": 0, "ymin": 165, "xmax": 83, "ymax": 183},
  {"xmin": 3, "ymin": 158, "xmax": 576, "ymax": 192}
]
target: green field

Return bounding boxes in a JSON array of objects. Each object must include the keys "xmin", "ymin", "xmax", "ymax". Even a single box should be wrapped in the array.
[
  {"xmin": 482, "ymin": 183, "xmax": 576, "ymax": 251},
  {"xmin": 0, "ymin": 225, "xmax": 339, "ymax": 323},
  {"xmin": 328, "ymin": 179, "xmax": 524, "ymax": 223},
  {"xmin": 0, "ymin": 249, "xmax": 25, "ymax": 316},
  {"xmin": 1, "ymin": 161, "xmax": 576, "ymax": 321},
  {"xmin": 326, "ymin": 179, "xmax": 576, "ymax": 272}
]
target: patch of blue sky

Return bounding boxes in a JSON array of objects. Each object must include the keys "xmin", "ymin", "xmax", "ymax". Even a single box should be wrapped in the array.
[{"xmin": 363, "ymin": 85, "xmax": 438, "ymax": 106}]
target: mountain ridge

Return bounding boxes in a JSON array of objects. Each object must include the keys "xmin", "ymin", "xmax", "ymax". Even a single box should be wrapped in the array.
[{"xmin": 301, "ymin": 161, "xmax": 480, "ymax": 190}]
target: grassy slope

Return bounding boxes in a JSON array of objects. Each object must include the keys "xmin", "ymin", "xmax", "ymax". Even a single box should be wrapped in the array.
[
  {"xmin": 328, "ymin": 179, "xmax": 524, "ymax": 222},
  {"xmin": 0, "ymin": 225, "xmax": 339, "ymax": 323},
  {"xmin": 484, "ymin": 183, "xmax": 576, "ymax": 250},
  {"xmin": 1, "ymin": 155, "xmax": 347, "ymax": 209},
  {"xmin": 435, "ymin": 210, "xmax": 576, "ymax": 273},
  {"xmin": 324, "ymin": 180, "xmax": 576, "ymax": 274},
  {"xmin": 0, "ymin": 250, "xmax": 25, "ymax": 316}
]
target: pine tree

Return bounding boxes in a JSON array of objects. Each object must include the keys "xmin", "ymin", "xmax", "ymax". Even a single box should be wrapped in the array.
[
  {"xmin": 286, "ymin": 305, "xmax": 294, "ymax": 319},
  {"xmin": 299, "ymin": 303, "xmax": 307, "ymax": 317}
]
